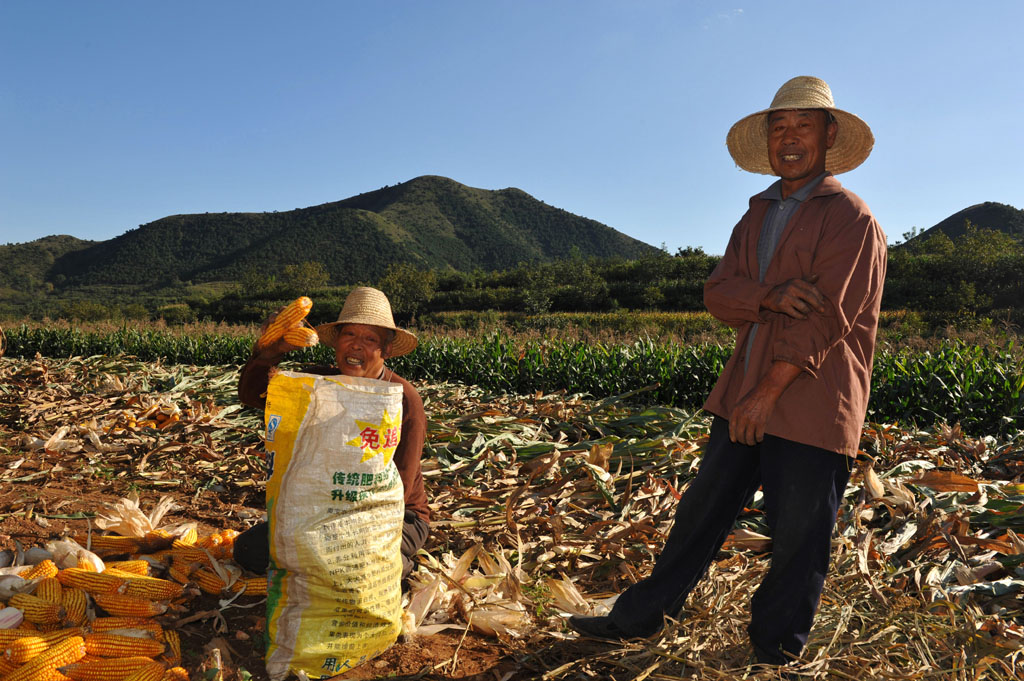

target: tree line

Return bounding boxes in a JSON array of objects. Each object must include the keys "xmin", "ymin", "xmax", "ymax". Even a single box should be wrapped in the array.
[{"xmin": 3, "ymin": 224, "xmax": 1022, "ymax": 330}]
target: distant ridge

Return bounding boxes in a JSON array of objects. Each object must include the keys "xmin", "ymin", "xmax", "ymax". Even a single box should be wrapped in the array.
[
  {"xmin": 40, "ymin": 175, "xmax": 659, "ymax": 287},
  {"xmin": 907, "ymin": 201, "xmax": 1024, "ymax": 244},
  {"xmin": 0, "ymin": 235, "xmax": 96, "ymax": 292}
]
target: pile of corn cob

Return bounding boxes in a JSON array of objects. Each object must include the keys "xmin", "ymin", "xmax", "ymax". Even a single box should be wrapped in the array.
[
  {"xmin": 0, "ymin": 527, "xmax": 266, "ymax": 681},
  {"xmin": 103, "ymin": 401, "xmax": 182, "ymax": 434}
]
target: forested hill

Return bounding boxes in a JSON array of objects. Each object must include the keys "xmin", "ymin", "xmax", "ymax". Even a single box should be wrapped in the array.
[
  {"xmin": 907, "ymin": 201, "xmax": 1024, "ymax": 243},
  {"xmin": 42, "ymin": 175, "xmax": 659, "ymax": 287},
  {"xmin": 0, "ymin": 235, "xmax": 96, "ymax": 291}
]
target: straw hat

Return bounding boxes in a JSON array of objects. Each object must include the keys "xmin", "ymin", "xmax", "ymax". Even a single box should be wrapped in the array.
[
  {"xmin": 315, "ymin": 287, "xmax": 418, "ymax": 357},
  {"xmin": 726, "ymin": 76, "xmax": 874, "ymax": 175}
]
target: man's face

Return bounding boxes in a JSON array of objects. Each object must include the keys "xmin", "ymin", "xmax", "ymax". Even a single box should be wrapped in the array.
[
  {"xmin": 334, "ymin": 323, "xmax": 391, "ymax": 378},
  {"xmin": 766, "ymin": 109, "xmax": 837, "ymax": 197}
]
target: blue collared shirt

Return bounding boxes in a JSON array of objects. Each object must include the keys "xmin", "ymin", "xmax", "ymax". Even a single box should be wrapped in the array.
[{"xmin": 755, "ymin": 172, "xmax": 828, "ymax": 282}]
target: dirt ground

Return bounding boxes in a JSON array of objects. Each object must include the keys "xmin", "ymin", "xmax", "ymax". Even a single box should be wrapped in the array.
[
  {"xmin": 5, "ymin": 354, "xmax": 1021, "ymax": 680},
  {"xmin": 0, "ymin": 352, "xmax": 595, "ymax": 681},
  {"xmin": 0, "ymin": 477, "xmax": 550, "ymax": 680}
]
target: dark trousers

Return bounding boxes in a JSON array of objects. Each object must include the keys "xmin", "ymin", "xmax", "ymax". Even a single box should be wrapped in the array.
[
  {"xmin": 234, "ymin": 509, "xmax": 430, "ymax": 582},
  {"xmin": 609, "ymin": 416, "xmax": 851, "ymax": 664}
]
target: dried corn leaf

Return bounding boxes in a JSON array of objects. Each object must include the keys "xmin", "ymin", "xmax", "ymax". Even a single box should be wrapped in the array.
[{"xmin": 94, "ymin": 494, "xmax": 180, "ymax": 536}]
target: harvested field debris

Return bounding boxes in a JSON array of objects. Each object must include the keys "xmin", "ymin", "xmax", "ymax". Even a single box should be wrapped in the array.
[{"xmin": 0, "ymin": 354, "xmax": 1021, "ymax": 679}]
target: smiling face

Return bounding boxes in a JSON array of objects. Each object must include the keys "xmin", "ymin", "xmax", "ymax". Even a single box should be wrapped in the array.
[
  {"xmin": 766, "ymin": 109, "xmax": 837, "ymax": 198},
  {"xmin": 333, "ymin": 323, "xmax": 392, "ymax": 378}
]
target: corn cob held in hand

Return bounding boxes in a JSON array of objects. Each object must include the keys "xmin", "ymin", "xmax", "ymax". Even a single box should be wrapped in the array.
[
  {"xmin": 256, "ymin": 296, "xmax": 313, "ymax": 349},
  {"xmin": 283, "ymin": 326, "xmax": 319, "ymax": 347}
]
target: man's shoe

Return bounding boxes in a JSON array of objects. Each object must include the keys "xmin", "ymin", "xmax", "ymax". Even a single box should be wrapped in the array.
[{"xmin": 567, "ymin": 614, "xmax": 629, "ymax": 641}]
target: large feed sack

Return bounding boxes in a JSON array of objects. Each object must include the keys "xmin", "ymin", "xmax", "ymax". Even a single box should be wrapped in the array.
[{"xmin": 263, "ymin": 371, "xmax": 405, "ymax": 680}]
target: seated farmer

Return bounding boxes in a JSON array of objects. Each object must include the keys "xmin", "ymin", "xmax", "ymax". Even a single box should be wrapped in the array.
[{"xmin": 234, "ymin": 286, "xmax": 430, "ymax": 581}]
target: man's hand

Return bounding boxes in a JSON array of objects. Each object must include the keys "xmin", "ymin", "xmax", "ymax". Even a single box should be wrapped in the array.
[
  {"xmin": 728, "ymin": 361, "xmax": 803, "ymax": 445},
  {"xmin": 761, "ymin": 274, "xmax": 825, "ymax": 320},
  {"xmin": 728, "ymin": 385, "xmax": 779, "ymax": 446}
]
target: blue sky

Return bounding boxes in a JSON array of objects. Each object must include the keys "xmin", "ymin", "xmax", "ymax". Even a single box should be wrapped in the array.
[{"xmin": 2, "ymin": 1, "xmax": 1022, "ymax": 256}]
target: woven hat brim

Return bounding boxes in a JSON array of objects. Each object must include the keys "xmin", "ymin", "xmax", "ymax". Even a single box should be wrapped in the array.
[
  {"xmin": 315, "ymin": 319, "xmax": 418, "ymax": 358},
  {"xmin": 726, "ymin": 107, "xmax": 874, "ymax": 175}
]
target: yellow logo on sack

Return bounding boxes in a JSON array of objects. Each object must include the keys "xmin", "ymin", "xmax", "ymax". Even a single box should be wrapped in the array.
[{"xmin": 347, "ymin": 410, "xmax": 401, "ymax": 464}]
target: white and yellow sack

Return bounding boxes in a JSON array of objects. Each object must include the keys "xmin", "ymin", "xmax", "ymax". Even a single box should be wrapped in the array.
[{"xmin": 263, "ymin": 370, "xmax": 405, "ymax": 680}]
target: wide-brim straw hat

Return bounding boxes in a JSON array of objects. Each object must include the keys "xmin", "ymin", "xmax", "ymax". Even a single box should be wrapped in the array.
[
  {"xmin": 315, "ymin": 287, "xmax": 418, "ymax": 358},
  {"xmin": 726, "ymin": 75, "xmax": 874, "ymax": 175}
]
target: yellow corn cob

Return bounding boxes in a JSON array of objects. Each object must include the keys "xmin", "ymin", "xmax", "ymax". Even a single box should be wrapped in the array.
[
  {"xmin": 155, "ymin": 414, "xmax": 180, "ymax": 431},
  {"xmin": 60, "ymin": 589, "xmax": 88, "ymax": 627},
  {"xmin": 8, "ymin": 593, "xmax": 66, "ymax": 625},
  {"xmin": 59, "ymin": 656, "xmax": 157, "ymax": 681},
  {"xmin": 139, "ymin": 531, "xmax": 175, "ymax": 553},
  {"xmin": 39, "ymin": 669, "xmax": 74, "ymax": 681},
  {"xmin": 0, "ymin": 628, "xmax": 82, "ymax": 648},
  {"xmin": 74, "ymin": 557, "xmax": 100, "ymax": 572},
  {"xmin": 36, "ymin": 577, "xmax": 64, "ymax": 604},
  {"xmin": 169, "ymin": 543, "xmax": 210, "ymax": 564},
  {"xmin": 83, "ymin": 632, "xmax": 165, "ymax": 658},
  {"xmin": 100, "ymin": 567, "xmax": 138, "ymax": 580},
  {"xmin": 2, "ymin": 635, "xmax": 85, "ymax": 681},
  {"xmin": 122, "ymin": 661, "xmax": 166, "ymax": 681},
  {"xmin": 0, "ymin": 630, "xmax": 42, "ymax": 647},
  {"xmin": 159, "ymin": 667, "xmax": 188, "ymax": 681},
  {"xmin": 175, "ymin": 526, "xmax": 198, "ymax": 546},
  {"xmin": 56, "ymin": 568, "xmax": 126, "ymax": 595},
  {"xmin": 283, "ymin": 325, "xmax": 319, "ymax": 347},
  {"xmin": 230, "ymin": 576, "xmax": 268, "ymax": 597},
  {"xmin": 164, "ymin": 564, "xmax": 193, "ymax": 586},
  {"xmin": 0, "ymin": 657, "xmax": 18, "ymax": 675},
  {"xmin": 3, "ymin": 628, "xmax": 87, "ymax": 648},
  {"xmin": 119, "ymin": 575, "xmax": 184, "ymax": 601},
  {"xmin": 192, "ymin": 568, "xmax": 227, "ymax": 595},
  {"xmin": 103, "ymin": 561, "xmax": 150, "ymax": 577},
  {"xmin": 218, "ymin": 528, "xmax": 240, "ymax": 543},
  {"xmin": 91, "ymin": 593, "xmax": 166, "ymax": 619},
  {"xmin": 212, "ymin": 529, "xmax": 240, "ymax": 559},
  {"xmin": 195, "ymin": 528, "xmax": 240, "ymax": 561},
  {"xmin": 21, "ymin": 559, "xmax": 60, "ymax": 580},
  {"xmin": 256, "ymin": 296, "xmax": 313, "ymax": 349},
  {"xmin": 90, "ymin": 617, "xmax": 164, "ymax": 639},
  {"xmin": 51, "ymin": 628, "xmax": 88, "ymax": 641},
  {"xmin": 4, "ymin": 635, "xmax": 48, "ymax": 664},
  {"xmin": 82, "ymin": 535, "xmax": 142, "ymax": 557},
  {"xmin": 158, "ymin": 629, "xmax": 180, "ymax": 667},
  {"xmin": 148, "ymin": 552, "xmax": 176, "ymax": 569},
  {"xmin": 192, "ymin": 533, "xmax": 220, "ymax": 550}
]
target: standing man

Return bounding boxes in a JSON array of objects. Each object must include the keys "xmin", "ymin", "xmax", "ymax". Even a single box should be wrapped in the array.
[{"xmin": 568, "ymin": 76, "xmax": 887, "ymax": 666}]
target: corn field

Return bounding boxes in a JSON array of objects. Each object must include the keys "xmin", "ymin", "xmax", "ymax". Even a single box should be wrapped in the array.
[{"xmin": 4, "ymin": 325, "xmax": 1022, "ymax": 434}]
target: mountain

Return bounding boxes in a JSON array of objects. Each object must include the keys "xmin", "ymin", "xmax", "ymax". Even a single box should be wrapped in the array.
[
  {"xmin": 0, "ymin": 235, "xmax": 96, "ymax": 291},
  {"xmin": 908, "ymin": 201, "xmax": 1024, "ymax": 244},
  {"xmin": 36, "ymin": 176, "xmax": 658, "ymax": 287}
]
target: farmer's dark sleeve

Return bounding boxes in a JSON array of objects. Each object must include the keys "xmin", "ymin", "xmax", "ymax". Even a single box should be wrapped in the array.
[
  {"xmin": 237, "ymin": 352, "xmax": 335, "ymax": 408},
  {"xmin": 389, "ymin": 373, "xmax": 430, "ymax": 524},
  {"xmin": 237, "ymin": 352, "xmax": 286, "ymax": 409}
]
